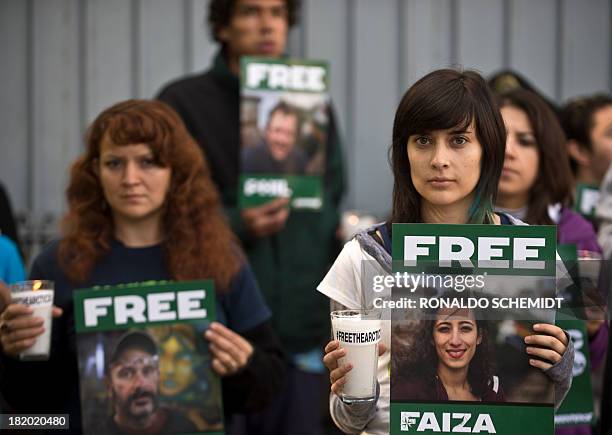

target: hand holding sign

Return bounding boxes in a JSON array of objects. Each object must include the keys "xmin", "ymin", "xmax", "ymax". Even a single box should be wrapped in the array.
[
  {"xmin": 205, "ymin": 321, "xmax": 254, "ymax": 376},
  {"xmin": 241, "ymin": 197, "xmax": 290, "ymax": 238},
  {"xmin": 0, "ymin": 303, "xmax": 62, "ymax": 357},
  {"xmin": 524, "ymin": 323, "xmax": 569, "ymax": 371}
]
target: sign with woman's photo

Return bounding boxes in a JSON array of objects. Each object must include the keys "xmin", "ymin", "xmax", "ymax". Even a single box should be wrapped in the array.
[
  {"xmin": 73, "ymin": 281, "xmax": 224, "ymax": 435},
  {"xmin": 239, "ymin": 56, "xmax": 330, "ymax": 209},
  {"xmin": 390, "ymin": 224, "xmax": 559, "ymax": 435}
]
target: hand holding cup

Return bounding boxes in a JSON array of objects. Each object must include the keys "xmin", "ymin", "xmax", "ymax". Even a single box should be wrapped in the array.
[
  {"xmin": 0, "ymin": 281, "xmax": 62, "ymax": 360},
  {"xmin": 324, "ymin": 339, "xmax": 386, "ymax": 397}
]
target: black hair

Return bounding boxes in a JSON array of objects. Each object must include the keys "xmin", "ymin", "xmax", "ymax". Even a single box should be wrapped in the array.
[
  {"xmin": 208, "ymin": 0, "xmax": 301, "ymax": 43},
  {"xmin": 390, "ymin": 69, "xmax": 506, "ymax": 224}
]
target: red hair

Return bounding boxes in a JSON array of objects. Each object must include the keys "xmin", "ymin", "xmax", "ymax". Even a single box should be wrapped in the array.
[{"xmin": 58, "ymin": 99, "xmax": 241, "ymax": 289}]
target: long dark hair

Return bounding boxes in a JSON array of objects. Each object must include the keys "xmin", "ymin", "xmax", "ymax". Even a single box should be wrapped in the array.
[
  {"xmin": 498, "ymin": 89, "xmax": 574, "ymax": 225},
  {"xmin": 390, "ymin": 69, "xmax": 506, "ymax": 224},
  {"xmin": 393, "ymin": 304, "xmax": 496, "ymax": 399}
]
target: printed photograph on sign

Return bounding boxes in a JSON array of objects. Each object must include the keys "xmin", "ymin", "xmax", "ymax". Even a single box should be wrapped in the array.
[
  {"xmin": 390, "ymin": 290, "xmax": 555, "ymax": 405},
  {"xmin": 239, "ymin": 57, "xmax": 330, "ymax": 209},
  {"xmin": 73, "ymin": 281, "xmax": 224, "ymax": 435},
  {"xmin": 77, "ymin": 325, "xmax": 223, "ymax": 434}
]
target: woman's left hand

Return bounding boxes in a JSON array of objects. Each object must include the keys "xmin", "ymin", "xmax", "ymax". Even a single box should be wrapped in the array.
[
  {"xmin": 524, "ymin": 323, "xmax": 568, "ymax": 371},
  {"xmin": 204, "ymin": 322, "xmax": 254, "ymax": 377}
]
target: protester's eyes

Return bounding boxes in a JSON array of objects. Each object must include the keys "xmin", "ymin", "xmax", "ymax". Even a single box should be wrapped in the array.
[
  {"xmin": 415, "ymin": 136, "xmax": 431, "ymax": 146},
  {"xmin": 271, "ymin": 6, "xmax": 288, "ymax": 18},
  {"xmin": 461, "ymin": 325, "xmax": 474, "ymax": 333},
  {"xmin": 104, "ymin": 159, "xmax": 122, "ymax": 170},
  {"xmin": 436, "ymin": 326, "xmax": 450, "ymax": 333},
  {"xmin": 517, "ymin": 135, "xmax": 536, "ymax": 147},
  {"xmin": 239, "ymin": 5, "xmax": 260, "ymax": 17},
  {"xmin": 139, "ymin": 156, "xmax": 157, "ymax": 168},
  {"xmin": 451, "ymin": 136, "xmax": 468, "ymax": 146}
]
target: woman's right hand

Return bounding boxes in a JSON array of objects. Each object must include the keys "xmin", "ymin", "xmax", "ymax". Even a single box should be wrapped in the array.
[
  {"xmin": 323, "ymin": 340, "xmax": 387, "ymax": 397},
  {"xmin": 0, "ymin": 303, "xmax": 62, "ymax": 357}
]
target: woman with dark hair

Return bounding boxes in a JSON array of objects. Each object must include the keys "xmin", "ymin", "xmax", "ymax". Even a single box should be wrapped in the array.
[
  {"xmin": 317, "ymin": 69, "xmax": 574, "ymax": 435},
  {"xmin": 392, "ymin": 305, "xmax": 503, "ymax": 403},
  {"xmin": 495, "ymin": 88, "xmax": 601, "ymax": 252},
  {"xmin": 0, "ymin": 100, "xmax": 285, "ymax": 434}
]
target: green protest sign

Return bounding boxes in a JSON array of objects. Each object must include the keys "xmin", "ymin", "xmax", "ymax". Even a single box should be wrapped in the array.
[
  {"xmin": 240, "ymin": 57, "xmax": 329, "ymax": 93},
  {"xmin": 554, "ymin": 319, "xmax": 594, "ymax": 427},
  {"xmin": 239, "ymin": 56, "xmax": 329, "ymax": 210},
  {"xmin": 74, "ymin": 280, "xmax": 216, "ymax": 332},
  {"xmin": 238, "ymin": 174, "xmax": 322, "ymax": 209},
  {"xmin": 74, "ymin": 281, "xmax": 224, "ymax": 434},
  {"xmin": 555, "ymin": 244, "xmax": 595, "ymax": 427},
  {"xmin": 574, "ymin": 183, "xmax": 600, "ymax": 218},
  {"xmin": 391, "ymin": 403, "xmax": 552, "ymax": 434},
  {"xmin": 391, "ymin": 223, "xmax": 557, "ymax": 276},
  {"xmin": 390, "ymin": 223, "xmax": 558, "ymax": 435}
]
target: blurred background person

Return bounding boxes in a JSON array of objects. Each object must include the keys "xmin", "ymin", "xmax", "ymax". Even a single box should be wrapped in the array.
[
  {"xmin": 494, "ymin": 88, "xmax": 599, "ymax": 252},
  {"xmin": 561, "ymin": 95, "xmax": 612, "ymax": 187},
  {"xmin": 157, "ymin": 1, "xmax": 344, "ymax": 434}
]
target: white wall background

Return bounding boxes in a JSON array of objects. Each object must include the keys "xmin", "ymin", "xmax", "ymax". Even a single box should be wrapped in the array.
[{"xmin": 1, "ymin": 0, "xmax": 611, "ymax": 258}]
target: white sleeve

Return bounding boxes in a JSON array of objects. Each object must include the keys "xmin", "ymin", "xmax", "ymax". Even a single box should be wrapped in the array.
[{"xmin": 317, "ymin": 239, "xmax": 366, "ymax": 309}]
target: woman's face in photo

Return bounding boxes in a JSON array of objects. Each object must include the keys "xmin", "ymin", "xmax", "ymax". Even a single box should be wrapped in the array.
[
  {"xmin": 497, "ymin": 106, "xmax": 540, "ymax": 204},
  {"xmin": 433, "ymin": 308, "xmax": 482, "ymax": 371},
  {"xmin": 98, "ymin": 137, "xmax": 172, "ymax": 225},
  {"xmin": 407, "ymin": 122, "xmax": 482, "ymax": 211}
]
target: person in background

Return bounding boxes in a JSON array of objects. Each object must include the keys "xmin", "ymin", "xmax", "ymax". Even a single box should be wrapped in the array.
[
  {"xmin": 495, "ymin": 88, "xmax": 600, "ymax": 252},
  {"xmin": 561, "ymin": 94, "xmax": 612, "ymax": 187},
  {"xmin": 0, "ymin": 100, "xmax": 285, "ymax": 434},
  {"xmin": 494, "ymin": 88, "xmax": 607, "ymax": 435},
  {"xmin": 157, "ymin": 1, "xmax": 344, "ymax": 434},
  {"xmin": 0, "ymin": 235, "xmax": 25, "ymax": 285}
]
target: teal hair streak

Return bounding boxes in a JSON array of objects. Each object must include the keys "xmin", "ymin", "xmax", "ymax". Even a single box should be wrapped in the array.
[{"xmin": 467, "ymin": 183, "xmax": 495, "ymax": 224}]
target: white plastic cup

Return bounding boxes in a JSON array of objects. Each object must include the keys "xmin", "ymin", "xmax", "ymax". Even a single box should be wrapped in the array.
[
  {"xmin": 331, "ymin": 309, "xmax": 382, "ymax": 403},
  {"xmin": 10, "ymin": 280, "xmax": 54, "ymax": 361}
]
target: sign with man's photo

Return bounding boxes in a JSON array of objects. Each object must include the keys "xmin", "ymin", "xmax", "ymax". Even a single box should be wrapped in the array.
[
  {"xmin": 389, "ymin": 224, "xmax": 560, "ymax": 435},
  {"xmin": 239, "ymin": 56, "xmax": 330, "ymax": 210},
  {"xmin": 73, "ymin": 281, "xmax": 224, "ymax": 435}
]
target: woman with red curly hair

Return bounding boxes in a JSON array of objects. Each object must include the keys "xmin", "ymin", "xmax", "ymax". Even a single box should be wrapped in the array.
[{"xmin": 0, "ymin": 100, "xmax": 285, "ymax": 434}]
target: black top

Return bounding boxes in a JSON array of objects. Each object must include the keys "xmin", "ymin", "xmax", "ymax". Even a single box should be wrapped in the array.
[{"xmin": 0, "ymin": 240, "xmax": 285, "ymax": 434}]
